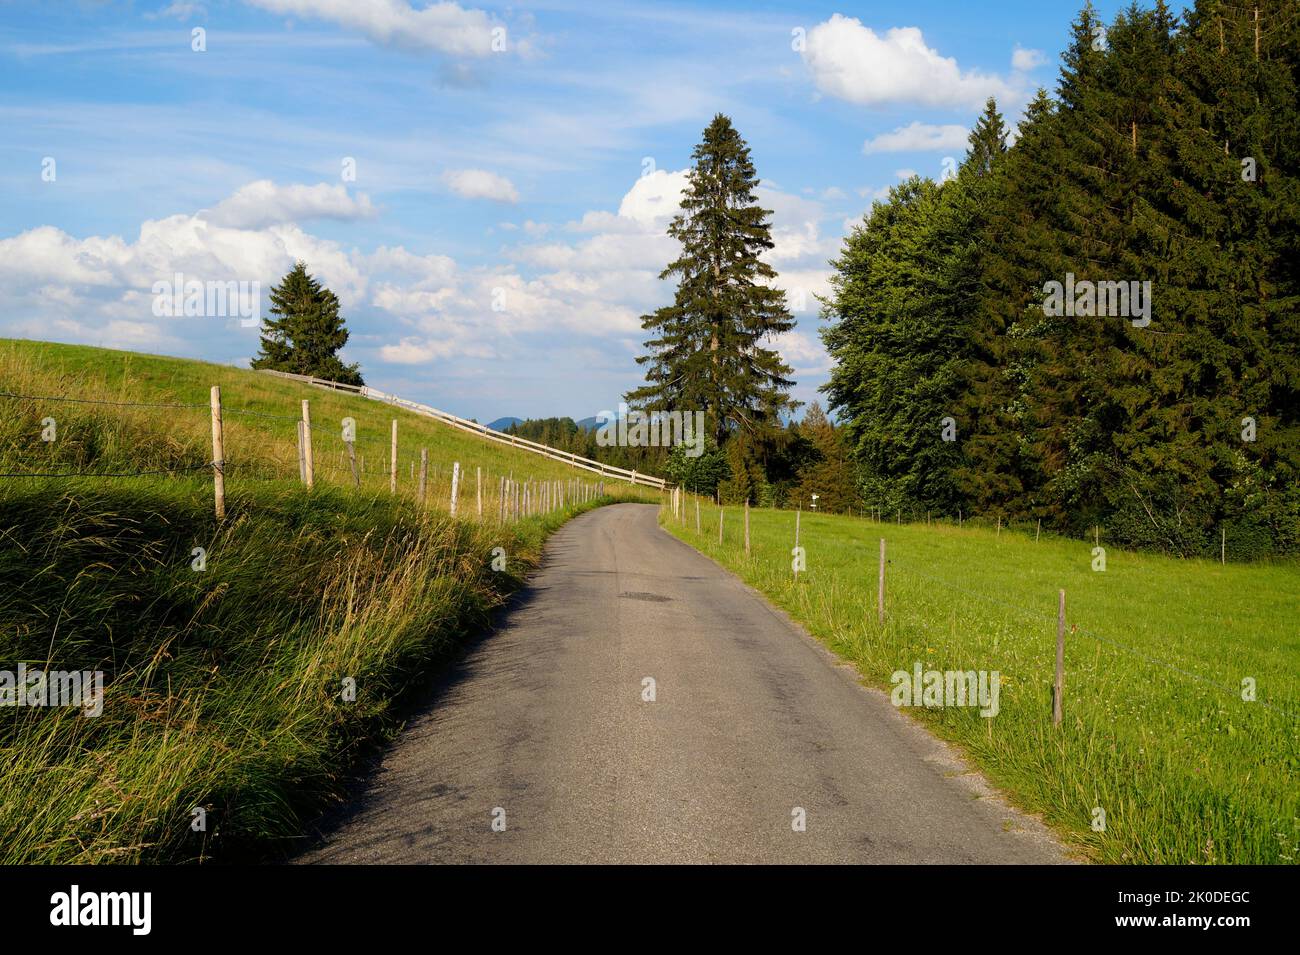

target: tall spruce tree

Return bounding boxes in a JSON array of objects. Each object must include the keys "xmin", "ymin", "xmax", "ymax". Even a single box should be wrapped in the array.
[
  {"xmin": 627, "ymin": 114, "xmax": 797, "ymax": 445},
  {"xmin": 958, "ymin": 89, "xmax": 1065, "ymax": 519},
  {"xmin": 251, "ymin": 261, "xmax": 363, "ymax": 386}
]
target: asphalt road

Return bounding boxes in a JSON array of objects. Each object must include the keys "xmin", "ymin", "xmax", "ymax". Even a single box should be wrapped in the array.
[{"xmin": 298, "ymin": 503, "xmax": 1069, "ymax": 864}]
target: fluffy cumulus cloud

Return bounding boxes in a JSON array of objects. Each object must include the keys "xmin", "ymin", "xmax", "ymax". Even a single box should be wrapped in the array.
[
  {"xmin": 772, "ymin": 329, "xmax": 832, "ymax": 377},
  {"xmin": 442, "ymin": 168, "xmax": 520, "ymax": 203},
  {"xmin": 801, "ymin": 14, "xmax": 1017, "ymax": 109},
  {"xmin": 616, "ymin": 169, "xmax": 690, "ymax": 224},
  {"xmin": 206, "ymin": 180, "xmax": 376, "ymax": 229},
  {"xmin": 0, "ymin": 181, "xmax": 369, "ymax": 354},
  {"xmin": 243, "ymin": 0, "xmax": 515, "ymax": 56},
  {"xmin": 864, "ymin": 121, "xmax": 970, "ymax": 154},
  {"xmin": 1012, "ymin": 47, "xmax": 1047, "ymax": 71}
]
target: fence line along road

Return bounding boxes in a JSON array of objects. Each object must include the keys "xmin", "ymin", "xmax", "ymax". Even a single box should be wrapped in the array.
[{"xmin": 256, "ymin": 369, "xmax": 669, "ymax": 490}]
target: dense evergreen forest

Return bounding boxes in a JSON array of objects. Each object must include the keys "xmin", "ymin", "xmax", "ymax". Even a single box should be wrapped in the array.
[{"xmin": 821, "ymin": 0, "xmax": 1298, "ymax": 557}]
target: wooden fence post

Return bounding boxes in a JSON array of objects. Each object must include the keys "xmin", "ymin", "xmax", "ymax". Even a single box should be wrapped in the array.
[
  {"xmin": 301, "ymin": 399, "xmax": 314, "ymax": 488},
  {"xmin": 744, "ymin": 499, "xmax": 750, "ymax": 555},
  {"xmin": 794, "ymin": 506, "xmax": 801, "ymax": 581},
  {"xmin": 390, "ymin": 420, "xmax": 398, "ymax": 494},
  {"xmin": 499, "ymin": 476, "xmax": 506, "ymax": 522},
  {"xmin": 1221, "ymin": 527, "xmax": 1226, "ymax": 565},
  {"xmin": 210, "ymin": 385, "xmax": 226, "ymax": 519},
  {"xmin": 418, "ymin": 449, "xmax": 428, "ymax": 503},
  {"xmin": 346, "ymin": 439, "xmax": 360, "ymax": 487},
  {"xmin": 297, "ymin": 420, "xmax": 307, "ymax": 483},
  {"xmin": 1036, "ymin": 518, "xmax": 1041, "ymax": 542},
  {"xmin": 877, "ymin": 538, "xmax": 886, "ymax": 627},
  {"xmin": 477, "ymin": 466, "xmax": 483, "ymax": 518},
  {"xmin": 450, "ymin": 461, "xmax": 461, "ymax": 516},
  {"xmin": 1053, "ymin": 589, "xmax": 1066, "ymax": 727},
  {"xmin": 718, "ymin": 507, "xmax": 724, "ymax": 545}
]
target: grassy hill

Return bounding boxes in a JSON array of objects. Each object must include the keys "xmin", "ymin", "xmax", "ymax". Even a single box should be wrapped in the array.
[
  {"xmin": 0, "ymin": 339, "xmax": 617, "ymax": 497},
  {"xmin": 664, "ymin": 497, "xmax": 1300, "ymax": 864},
  {"xmin": 0, "ymin": 339, "xmax": 657, "ymax": 863}
]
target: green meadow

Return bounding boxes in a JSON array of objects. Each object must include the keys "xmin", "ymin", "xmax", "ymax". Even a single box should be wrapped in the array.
[{"xmin": 664, "ymin": 497, "xmax": 1299, "ymax": 864}]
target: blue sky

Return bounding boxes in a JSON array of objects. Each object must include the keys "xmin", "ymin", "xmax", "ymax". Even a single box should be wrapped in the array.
[{"xmin": 0, "ymin": 0, "xmax": 1160, "ymax": 422}]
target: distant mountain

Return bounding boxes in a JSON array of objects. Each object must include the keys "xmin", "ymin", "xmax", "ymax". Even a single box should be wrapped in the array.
[{"xmin": 488, "ymin": 415, "xmax": 615, "ymax": 433}]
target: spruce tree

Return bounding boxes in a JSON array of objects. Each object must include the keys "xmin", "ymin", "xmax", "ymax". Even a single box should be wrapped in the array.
[
  {"xmin": 251, "ymin": 261, "xmax": 363, "ymax": 386},
  {"xmin": 627, "ymin": 114, "xmax": 797, "ymax": 446},
  {"xmin": 958, "ymin": 89, "xmax": 1065, "ymax": 519},
  {"xmin": 792, "ymin": 403, "xmax": 859, "ymax": 514}
]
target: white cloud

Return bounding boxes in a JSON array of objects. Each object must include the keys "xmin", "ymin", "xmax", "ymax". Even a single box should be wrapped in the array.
[
  {"xmin": 244, "ymin": 0, "xmax": 510, "ymax": 56},
  {"xmin": 617, "ymin": 169, "xmax": 689, "ymax": 224},
  {"xmin": 773, "ymin": 330, "xmax": 831, "ymax": 375},
  {"xmin": 364, "ymin": 245, "xmax": 457, "ymax": 282},
  {"xmin": 0, "ymin": 194, "xmax": 369, "ymax": 335},
  {"xmin": 146, "ymin": 2, "xmax": 207, "ymax": 19},
  {"xmin": 1012, "ymin": 47, "xmax": 1047, "ymax": 71},
  {"xmin": 758, "ymin": 185, "xmax": 834, "ymax": 265},
  {"xmin": 206, "ymin": 180, "xmax": 376, "ymax": 229},
  {"xmin": 864, "ymin": 121, "xmax": 969, "ymax": 154},
  {"xmin": 443, "ymin": 168, "xmax": 520, "ymax": 203},
  {"xmin": 500, "ymin": 219, "xmax": 550, "ymax": 236},
  {"xmin": 802, "ymin": 14, "xmax": 1017, "ymax": 109},
  {"xmin": 380, "ymin": 335, "xmax": 494, "ymax": 363}
]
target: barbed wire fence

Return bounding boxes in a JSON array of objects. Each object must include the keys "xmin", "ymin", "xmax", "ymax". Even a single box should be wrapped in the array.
[{"xmin": 669, "ymin": 489, "xmax": 1297, "ymax": 727}]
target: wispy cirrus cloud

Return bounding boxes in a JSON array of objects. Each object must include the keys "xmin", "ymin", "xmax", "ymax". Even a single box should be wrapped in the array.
[{"xmin": 243, "ymin": 0, "xmax": 523, "ymax": 56}]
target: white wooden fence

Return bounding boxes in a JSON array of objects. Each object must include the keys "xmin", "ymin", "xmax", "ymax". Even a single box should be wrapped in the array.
[{"xmin": 256, "ymin": 369, "xmax": 669, "ymax": 490}]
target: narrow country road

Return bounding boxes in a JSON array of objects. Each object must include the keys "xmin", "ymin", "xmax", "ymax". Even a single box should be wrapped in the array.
[{"xmin": 298, "ymin": 503, "xmax": 1069, "ymax": 864}]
